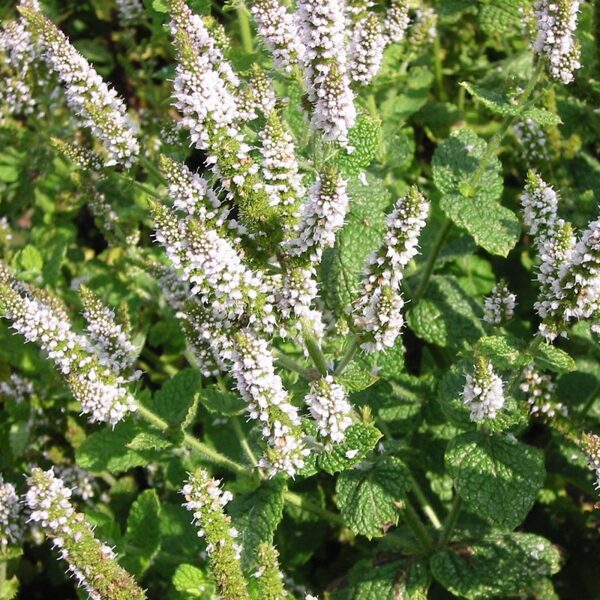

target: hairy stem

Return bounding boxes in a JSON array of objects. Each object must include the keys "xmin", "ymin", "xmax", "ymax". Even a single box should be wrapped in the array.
[
  {"xmin": 403, "ymin": 499, "xmax": 435, "ymax": 554},
  {"xmin": 283, "ymin": 491, "xmax": 345, "ymax": 525},
  {"xmin": 408, "ymin": 474, "xmax": 443, "ymax": 530},
  {"xmin": 412, "ymin": 218, "xmax": 452, "ymax": 303},
  {"xmin": 413, "ymin": 61, "xmax": 544, "ymax": 304},
  {"xmin": 136, "ymin": 403, "xmax": 251, "ymax": 476},
  {"xmin": 273, "ymin": 349, "xmax": 316, "ymax": 380},
  {"xmin": 302, "ymin": 321, "xmax": 329, "ymax": 377},
  {"xmin": 237, "ymin": 5, "xmax": 254, "ymax": 54},
  {"xmin": 438, "ymin": 493, "xmax": 462, "ymax": 548},
  {"xmin": 334, "ymin": 336, "xmax": 361, "ymax": 376},
  {"xmin": 232, "ymin": 416, "xmax": 259, "ymax": 469}
]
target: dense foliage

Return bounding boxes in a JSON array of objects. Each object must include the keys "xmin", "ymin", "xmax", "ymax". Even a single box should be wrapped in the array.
[{"xmin": 1, "ymin": 0, "xmax": 600, "ymax": 598}]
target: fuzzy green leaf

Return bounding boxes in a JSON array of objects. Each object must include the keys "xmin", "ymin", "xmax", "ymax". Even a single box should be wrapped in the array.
[
  {"xmin": 336, "ymin": 115, "xmax": 381, "ymax": 177},
  {"xmin": 439, "ymin": 193, "xmax": 521, "ymax": 257},
  {"xmin": 430, "ymin": 532, "xmax": 561, "ymax": 600},
  {"xmin": 479, "ymin": 0, "xmax": 528, "ymax": 34},
  {"xmin": 336, "ymin": 362, "xmax": 380, "ymax": 393},
  {"xmin": 147, "ymin": 368, "xmax": 200, "ymax": 428},
  {"xmin": 229, "ymin": 479, "xmax": 286, "ymax": 573},
  {"xmin": 433, "ymin": 128, "xmax": 503, "ymax": 203},
  {"xmin": 318, "ymin": 423, "xmax": 382, "ymax": 475},
  {"xmin": 407, "ymin": 276, "xmax": 485, "ymax": 350},
  {"xmin": 335, "ymin": 456, "xmax": 411, "ymax": 538},
  {"xmin": 126, "ymin": 431, "xmax": 173, "ymax": 452},
  {"xmin": 200, "ymin": 387, "xmax": 246, "ymax": 416},
  {"xmin": 534, "ymin": 344, "xmax": 577, "ymax": 373},
  {"xmin": 121, "ymin": 489, "xmax": 161, "ymax": 577},
  {"xmin": 335, "ymin": 558, "xmax": 430, "ymax": 600},
  {"xmin": 446, "ymin": 432, "xmax": 545, "ymax": 529},
  {"xmin": 76, "ymin": 419, "xmax": 161, "ymax": 474},
  {"xmin": 320, "ymin": 174, "xmax": 392, "ymax": 314},
  {"xmin": 475, "ymin": 336, "xmax": 529, "ymax": 371},
  {"xmin": 460, "ymin": 82, "xmax": 561, "ymax": 126},
  {"xmin": 433, "ymin": 128, "xmax": 520, "ymax": 256},
  {"xmin": 172, "ymin": 564, "xmax": 214, "ymax": 598}
]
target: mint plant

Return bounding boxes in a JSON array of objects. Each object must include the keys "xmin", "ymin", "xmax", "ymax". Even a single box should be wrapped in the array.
[{"xmin": 0, "ymin": 0, "xmax": 599, "ymax": 598}]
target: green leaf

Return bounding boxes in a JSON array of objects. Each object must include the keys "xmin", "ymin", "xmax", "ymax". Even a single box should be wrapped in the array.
[
  {"xmin": 479, "ymin": 0, "xmax": 529, "ymax": 34},
  {"xmin": 430, "ymin": 532, "xmax": 561, "ymax": 600},
  {"xmin": 151, "ymin": 0, "xmax": 168, "ymax": 11},
  {"xmin": 126, "ymin": 431, "xmax": 173, "ymax": 452},
  {"xmin": 0, "ymin": 575, "xmax": 19, "ymax": 600},
  {"xmin": 200, "ymin": 386, "xmax": 246, "ymax": 416},
  {"xmin": 336, "ymin": 115, "xmax": 381, "ymax": 177},
  {"xmin": 229, "ymin": 479, "xmax": 286, "ymax": 572},
  {"xmin": 76, "ymin": 419, "xmax": 161, "ymax": 474},
  {"xmin": 337, "ymin": 362, "xmax": 380, "ymax": 393},
  {"xmin": 379, "ymin": 67, "xmax": 434, "ymax": 122},
  {"xmin": 335, "ymin": 456, "xmax": 411, "ymax": 538},
  {"xmin": 445, "ymin": 431, "xmax": 545, "ymax": 529},
  {"xmin": 433, "ymin": 128, "xmax": 520, "ymax": 256},
  {"xmin": 336, "ymin": 558, "xmax": 429, "ymax": 600},
  {"xmin": 14, "ymin": 245, "xmax": 43, "ymax": 273},
  {"xmin": 318, "ymin": 423, "xmax": 382, "ymax": 475},
  {"xmin": 460, "ymin": 82, "xmax": 561, "ymax": 126},
  {"xmin": 121, "ymin": 489, "xmax": 161, "ymax": 577},
  {"xmin": 147, "ymin": 368, "xmax": 200, "ymax": 428},
  {"xmin": 439, "ymin": 193, "xmax": 521, "ymax": 257},
  {"xmin": 406, "ymin": 276, "xmax": 485, "ymax": 350},
  {"xmin": 172, "ymin": 564, "xmax": 214, "ymax": 598},
  {"xmin": 360, "ymin": 336, "xmax": 406, "ymax": 381},
  {"xmin": 9, "ymin": 420, "xmax": 30, "ymax": 457},
  {"xmin": 475, "ymin": 336, "xmax": 529, "ymax": 371},
  {"xmin": 433, "ymin": 128, "xmax": 502, "ymax": 203},
  {"xmin": 320, "ymin": 174, "xmax": 392, "ymax": 314},
  {"xmin": 534, "ymin": 344, "xmax": 576, "ymax": 373}
]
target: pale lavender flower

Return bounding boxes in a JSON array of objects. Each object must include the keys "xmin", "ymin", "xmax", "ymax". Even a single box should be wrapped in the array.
[
  {"xmin": 463, "ymin": 358, "xmax": 505, "ymax": 421},
  {"xmin": 348, "ymin": 13, "xmax": 386, "ymax": 86},
  {"xmin": 354, "ymin": 187, "xmax": 429, "ymax": 352},
  {"xmin": 483, "ymin": 281, "xmax": 516, "ymax": 325},
  {"xmin": 250, "ymin": 0, "xmax": 305, "ymax": 72},
  {"xmin": 231, "ymin": 329, "xmax": 309, "ymax": 477},
  {"xmin": 25, "ymin": 468, "xmax": 144, "ymax": 600},
  {"xmin": 305, "ymin": 375, "xmax": 353, "ymax": 445},
  {"xmin": 20, "ymin": 8, "xmax": 139, "ymax": 167},
  {"xmin": 533, "ymin": 0, "xmax": 581, "ymax": 84},
  {"xmin": 297, "ymin": 0, "xmax": 356, "ymax": 143},
  {"xmin": 285, "ymin": 169, "xmax": 349, "ymax": 263},
  {"xmin": 384, "ymin": 0, "xmax": 409, "ymax": 44},
  {"xmin": 0, "ymin": 476, "xmax": 21, "ymax": 549}
]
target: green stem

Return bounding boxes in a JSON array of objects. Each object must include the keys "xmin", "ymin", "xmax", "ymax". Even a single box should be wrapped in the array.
[
  {"xmin": 283, "ymin": 491, "xmax": 345, "ymax": 525},
  {"xmin": 470, "ymin": 61, "xmax": 544, "ymax": 191},
  {"xmin": 366, "ymin": 94, "xmax": 378, "ymax": 119},
  {"xmin": 577, "ymin": 388, "xmax": 600, "ymax": 423},
  {"xmin": 403, "ymin": 500, "xmax": 435, "ymax": 553},
  {"xmin": 232, "ymin": 416, "xmax": 259, "ymax": 468},
  {"xmin": 302, "ymin": 321, "xmax": 329, "ymax": 377},
  {"xmin": 412, "ymin": 218, "xmax": 452, "ymax": 302},
  {"xmin": 136, "ymin": 404, "xmax": 251, "ymax": 476},
  {"xmin": 139, "ymin": 155, "xmax": 166, "ymax": 185},
  {"xmin": 508, "ymin": 334, "xmax": 543, "ymax": 396},
  {"xmin": 438, "ymin": 494, "xmax": 462, "ymax": 548},
  {"xmin": 413, "ymin": 61, "xmax": 544, "ymax": 305},
  {"xmin": 273, "ymin": 349, "xmax": 316, "ymax": 380},
  {"xmin": 0, "ymin": 560, "xmax": 6, "ymax": 596},
  {"xmin": 433, "ymin": 35, "xmax": 446, "ymax": 102},
  {"xmin": 237, "ymin": 5, "xmax": 254, "ymax": 54},
  {"xmin": 113, "ymin": 172, "xmax": 158, "ymax": 198},
  {"xmin": 408, "ymin": 474, "xmax": 443, "ymax": 530},
  {"xmin": 334, "ymin": 336, "xmax": 361, "ymax": 376}
]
